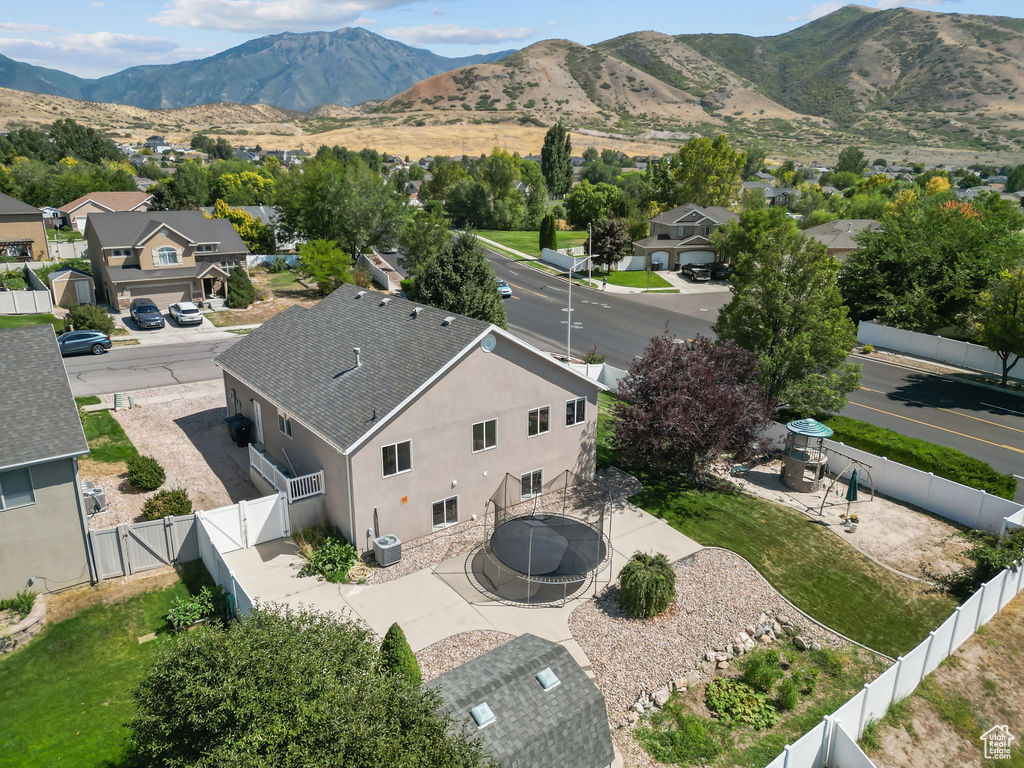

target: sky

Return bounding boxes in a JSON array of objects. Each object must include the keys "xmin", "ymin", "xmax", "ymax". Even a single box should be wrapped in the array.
[{"xmin": 1, "ymin": 0, "xmax": 1021, "ymax": 79}]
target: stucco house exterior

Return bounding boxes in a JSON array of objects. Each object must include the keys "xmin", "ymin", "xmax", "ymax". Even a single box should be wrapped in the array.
[
  {"xmin": 0, "ymin": 326, "xmax": 93, "ymax": 595},
  {"xmin": 48, "ymin": 266, "xmax": 96, "ymax": 307},
  {"xmin": 0, "ymin": 191, "xmax": 48, "ymax": 262},
  {"xmin": 802, "ymin": 218, "xmax": 881, "ymax": 261},
  {"xmin": 59, "ymin": 191, "xmax": 153, "ymax": 234},
  {"xmin": 214, "ymin": 285, "xmax": 602, "ymax": 552},
  {"xmin": 631, "ymin": 203, "xmax": 739, "ymax": 270},
  {"xmin": 86, "ymin": 210, "xmax": 248, "ymax": 309}
]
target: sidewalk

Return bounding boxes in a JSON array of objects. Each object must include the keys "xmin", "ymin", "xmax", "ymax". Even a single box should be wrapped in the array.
[{"xmin": 112, "ymin": 316, "xmax": 259, "ymax": 346}]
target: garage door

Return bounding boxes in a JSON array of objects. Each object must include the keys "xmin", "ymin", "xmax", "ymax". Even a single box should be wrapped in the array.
[
  {"xmin": 128, "ymin": 282, "xmax": 192, "ymax": 309},
  {"xmin": 650, "ymin": 251, "xmax": 669, "ymax": 270},
  {"xmin": 684, "ymin": 251, "xmax": 716, "ymax": 265}
]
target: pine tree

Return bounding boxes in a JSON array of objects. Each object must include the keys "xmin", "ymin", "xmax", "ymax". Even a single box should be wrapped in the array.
[
  {"xmin": 380, "ymin": 622, "xmax": 422, "ymax": 686},
  {"xmin": 539, "ymin": 213, "xmax": 558, "ymax": 251},
  {"xmin": 541, "ymin": 122, "xmax": 572, "ymax": 197}
]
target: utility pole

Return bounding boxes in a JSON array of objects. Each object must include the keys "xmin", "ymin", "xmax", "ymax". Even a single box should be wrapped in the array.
[{"xmin": 587, "ymin": 221, "xmax": 592, "ymax": 284}]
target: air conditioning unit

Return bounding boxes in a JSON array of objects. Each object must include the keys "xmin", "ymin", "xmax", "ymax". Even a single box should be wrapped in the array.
[{"xmin": 373, "ymin": 534, "xmax": 402, "ymax": 567}]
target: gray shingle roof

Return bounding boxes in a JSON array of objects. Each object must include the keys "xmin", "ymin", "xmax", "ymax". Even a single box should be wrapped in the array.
[
  {"xmin": 0, "ymin": 326, "xmax": 89, "ymax": 470},
  {"xmin": 105, "ymin": 263, "xmax": 225, "ymax": 282},
  {"xmin": 428, "ymin": 634, "xmax": 614, "ymax": 768},
  {"xmin": 87, "ymin": 211, "xmax": 248, "ymax": 254},
  {"xmin": 650, "ymin": 203, "xmax": 738, "ymax": 226},
  {"xmin": 802, "ymin": 219, "xmax": 881, "ymax": 252},
  {"xmin": 0, "ymin": 191, "xmax": 42, "ymax": 217},
  {"xmin": 214, "ymin": 285, "xmax": 493, "ymax": 452}
]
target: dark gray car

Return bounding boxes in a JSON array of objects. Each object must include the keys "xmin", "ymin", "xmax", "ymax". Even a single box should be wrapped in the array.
[
  {"xmin": 57, "ymin": 330, "xmax": 112, "ymax": 356},
  {"xmin": 130, "ymin": 298, "xmax": 165, "ymax": 329}
]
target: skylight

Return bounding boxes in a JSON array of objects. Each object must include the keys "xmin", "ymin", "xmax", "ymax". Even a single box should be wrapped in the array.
[
  {"xmin": 470, "ymin": 702, "xmax": 495, "ymax": 729},
  {"xmin": 536, "ymin": 667, "xmax": 560, "ymax": 691}
]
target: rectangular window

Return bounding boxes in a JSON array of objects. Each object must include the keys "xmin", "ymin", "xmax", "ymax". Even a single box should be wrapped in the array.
[
  {"xmin": 565, "ymin": 397, "xmax": 586, "ymax": 427},
  {"xmin": 472, "ymin": 419, "xmax": 497, "ymax": 452},
  {"xmin": 432, "ymin": 496, "xmax": 458, "ymax": 530},
  {"xmin": 527, "ymin": 406, "xmax": 549, "ymax": 437},
  {"xmin": 0, "ymin": 468, "xmax": 34, "ymax": 510},
  {"xmin": 520, "ymin": 469, "xmax": 543, "ymax": 500},
  {"xmin": 277, "ymin": 412, "xmax": 292, "ymax": 437},
  {"xmin": 111, "ymin": 248, "xmax": 131, "ymax": 258},
  {"xmin": 382, "ymin": 440, "xmax": 412, "ymax": 477}
]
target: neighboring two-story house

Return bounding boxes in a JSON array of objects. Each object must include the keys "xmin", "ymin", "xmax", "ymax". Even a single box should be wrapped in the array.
[
  {"xmin": 215, "ymin": 285, "xmax": 602, "ymax": 552},
  {"xmin": 86, "ymin": 211, "xmax": 248, "ymax": 309},
  {"xmin": 631, "ymin": 203, "xmax": 739, "ymax": 271},
  {"xmin": 59, "ymin": 191, "xmax": 153, "ymax": 234},
  {"xmin": 0, "ymin": 326, "xmax": 93, "ymax": 595},
  {"xmin": 0, "ymin": 191, "xmax": 48, "ymax": 262}
]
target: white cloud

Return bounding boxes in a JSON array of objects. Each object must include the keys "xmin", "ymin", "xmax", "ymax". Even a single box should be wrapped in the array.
[
  {"xmin": 381, "ymin": 24, "xmax": 536, "ymax": 45},
  {"xmin": 874, "ymin": 0, "xmax": 959, "ymax": 9},
  {"xmin": 149, "ymin": 0, "xmax": 418, "ymax": 33},
  {"xmin": 0, "ymin": 32, "xmax": 209, "ymax": 78},
  {"xmin": 787, "ymin": 1, "xmax": 844, "ymax": 22},
  {"xmin": 0, "ymin": 22, "xmax": 53, "ymax": 34},
  {"xmin": 789, "ymin": 0, "xmax": 960, "ymax": 21}
]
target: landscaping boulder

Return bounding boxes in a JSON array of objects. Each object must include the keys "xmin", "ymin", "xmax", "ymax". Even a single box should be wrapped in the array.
[
  {"xmin": 653, "ymin": 687, "xmax": 671, "ymax": 708},
  {"xmin": 777, "ymin": 614, "xmax": 792, "ymax": 626},
  {"xmin": 794, "ymin": 636, "xmax": 809, "ymax": 650}
]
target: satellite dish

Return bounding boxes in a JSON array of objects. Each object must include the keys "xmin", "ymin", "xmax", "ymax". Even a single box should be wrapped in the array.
[{"xmin": 481, "ymin": 334, "xmax": 496, "ymax": 352}]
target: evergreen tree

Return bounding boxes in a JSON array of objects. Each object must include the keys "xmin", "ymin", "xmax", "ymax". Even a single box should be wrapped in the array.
[
  {"xmin": 379, "ymin": 623, "xmax": 422, "ymax": 686},
  {"xmin": 541, "ymin": 121, "xmax": 572, "ymax": 197},
  {"xmin": 539, "ymin": 213, "xmax": 558, "ymax": 251}
]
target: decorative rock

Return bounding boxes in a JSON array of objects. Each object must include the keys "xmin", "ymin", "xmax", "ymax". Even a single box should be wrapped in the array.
[
  {"xmin": 758, "ymin": 634, "xmax": 774, "ymax": 645},
  {"xmin": 716, "ymin": 660, "xmax": 730, "ymax": 669},
  {"xmin": 627, "ymin": 711, "xmax": 639, "ymax": 724},
  {"xmin": 777, "ymin": 614, "xmax": 791, "ymax": 626},
  {"xmin": 753, "ymin": 627, "xmax": 765, "ymax": 639},
  {"xmin": 745, "ymin": 625, "xmax": 756, "ymax": 637},
  {"xmin": 713, "ymin": 643, "xmax": 726, "ymax": 653},
  {"xmin": 758, "ymin": 612, "xmax": 767, "ymax": 624},
  {"xmin": 772, "ymin": 621, "xmax": 782, "ymax": 635},
  {"xmin": 794, "ymin": 636, "xmax": 809, "ymax": 650},
  {"xmin": 705, "ymin": 650, "xmax": 716, "ymax": 662},
  {"xmin": 716, "ymin": 652, "xmax": 730, "ymax": 662},
  {"xmin": 686, "ymin": 670, "xmax": 702, "ymax": 688},
  {"xmin": 673, "ymin": 677, "xmax": 687, "ymax": 691},
  {"xmin": 653, "ymin": 688, "xmax": 671, "ymax": 708},
  {"xmin": 811, "ymin": 642, "xmax": 822, "ymax": 651},
  {"xmin": 632, "ymin": 702, "xmax": 645, "ymax": 714},
  {"xmin": 725, "ymin": 643, "xmax": 734, "ymax": 655}
]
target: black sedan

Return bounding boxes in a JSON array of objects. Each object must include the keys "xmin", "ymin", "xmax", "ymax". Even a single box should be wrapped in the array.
[
  {"xmin": 57, "ymin": 330, "xmax": 112, "ymax": 356},
  {"xmin": 680, "ymin": 263, "xmax": 712, "ymax": 282}
]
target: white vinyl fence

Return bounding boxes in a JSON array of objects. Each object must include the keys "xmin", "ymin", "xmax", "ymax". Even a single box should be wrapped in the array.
[
  {"xmin": 540, "ymin": 247, "xmax": 591, "ymax": 272},
  {"xmin": 570, "ymin": 362, "xmax": 628, "ymax": 389},
  {"xmin": 858, "ymin": 321, "xmax": 1022, "ymax": 382},
  {"xmin": 0, "ymin": 290, "xmax": 53, "ymax": 314},
  {"xmin": 246, "ymin": 253, "xmax": 299, "ymax": 269}
]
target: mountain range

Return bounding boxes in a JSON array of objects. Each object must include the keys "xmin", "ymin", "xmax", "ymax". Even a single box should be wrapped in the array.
[{"xmin": 0, "ymin": 28, "xmax": 512, "ymax": 111}]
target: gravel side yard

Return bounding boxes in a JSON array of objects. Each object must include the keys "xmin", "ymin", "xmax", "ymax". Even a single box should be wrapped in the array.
[
  {"xmin": 416, "ymin": 630, "xmax": 516, "ymax": 682},
  {"xmin": 570, "ymin": 548, "xmax": 873, "ymax": 768}
]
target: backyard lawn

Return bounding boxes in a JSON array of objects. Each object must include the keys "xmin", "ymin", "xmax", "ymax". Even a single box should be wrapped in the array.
[
  {"xmin": 475, "ymin": 229, "xmax": 589, "ymax": 257},
  {"xmin": 0, "ymin": 314, "xmax": 63, "ymax": 331},
  {"xmin": 598, "ymin": 270, "xmax": 673, "ymax": 289},
  {"xmin": 597, "ymin": 393, "xmax": 957, "ymax": 658},
  {"xmin": 77, "ymin": 399, "xmax": 139, "ymax": 464},
  {"xmin": 0, "ymin": 564, "xmax": 207, "ymax": 768}
]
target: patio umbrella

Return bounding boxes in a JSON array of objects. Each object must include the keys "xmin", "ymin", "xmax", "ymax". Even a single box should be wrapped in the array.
[{"xmin": 845, "ymin": 469, "xmax": 859, "ymax": 503}]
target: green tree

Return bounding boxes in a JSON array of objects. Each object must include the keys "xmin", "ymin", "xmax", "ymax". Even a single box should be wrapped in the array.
[
  {"xmin": 541, "ymin": 121, "xmax": 572, "ymax": 196},
  {"xmin": 208, "ymin": 199, "xmax": 274, "ymax": 253},
  {"xmin": 225, "ymin": 268, "xmax": 258, "ymax": 309},
  {"xmin": 965, "ymin": 267, "xmax": 1024, "ymax": 385},
  {"xmin": 742, "ymin": 146, "xmax": 768, "ymax": 179},
  {"xmin": 713, "ymin": 207, "xmax": 861, "ymax": 415},
  {"xmin": 539, "ymin": 213, "xmax": 558, "ymax": 251},
  {"xmin": 398, "ymin": 202, "xmax": 452, "ymax": 277},
  {"xmin": 1006, "ymin": 164, "xmax": 1024, "ymax": 194},
  {"xmin": 587, "ymin": 217, "xmax": 632, "ymax": 271},
  {"xmin": 127, "ymin": 607, "xmax": 494, "ymax": 768},
  {"xmin": 297, "ymin": 239, "xmax": 353, "ymax": 296},
  {"xmin": 836, "ymin": 146, "xmax": 866, "ymax": 175},
  {"xmin": 667, "ymin": 135, "xmax": 745, "ymax": 207},
  {"xmin": 379, "ymin": 623, "xmax": 422, "ymax": 686},
  {"xmin": 406, "ymin": 232, "xmax": 507, "ymax": 328},
  {"xmin": 49, "ymin": 119, "xmax": 121, "ymax": 163},
  {"xmin": 155, "ymin": 161, "xmax": 212, "ymax": 209},
  {"xmin": 563, "ymin": 180, "xmax": 624, "ymax": 229},
  {"xmin": 422, "ymin": 160, "xmax": 468, "ymax": 201}
]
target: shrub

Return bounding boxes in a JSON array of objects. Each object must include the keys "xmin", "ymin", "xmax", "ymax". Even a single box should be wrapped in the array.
[
  {"xmin": 296, "ymin": 526, "xmax": 357, "ymax": 583},
  {"xmin": 618, "ymin": 552, "xmax": 676, "ymax": 618},
  {"xmin": 809, "ymin": 647, "xmax": 844, "ymax": 677},
  {"xmin": 705, "ymin": 678, "xmax": 778, "ymax": 729},
  {"xmin": 380, "ymin": 622, "xmax": 422, "ymax": 686},
  {"xmin": 265, "ymin": 256, "xmax": 289, "ymax": 273},
  {"xmin": 166, "ymin": 586, "xmax": 218, "ymax": 630},
  {"xmin": 1, "ymin": 276, "xmax": 27, "ymax": 290},
  {"xmin": 742, "ymin": 649, "xmax": 784, "ymax": 694},
  {"xmin": 582, "ymin": 345, "xmax": 606, "ymax": 364},
  {"xmin": 777, "ymin": 677, "xmax": 800, "ymax": 711},
  {"xmin": 0, "ymin": 590, "xmax": 37, "ymax": 619},
  {"xmin": 226, "ymin": 267, "xmax": 257, "ymax": 309},
  {"xmin": 126, "ymin": 455, "xmax": 165, "ymax": 491},
  {"xmin": 352, "ymin": 266, "xmax": 373, "ymax": 289},
  {"xmin": 141, "ymin": 488, "xmax": 192, "ymax": 520},
  {"xmin": 943, "ymin": 527, "xmax": 1024, "ymax": 597},
  {"xmin": 861, "ymin": 343, "xmax": 874, "ymax": 354},
  {"xmin": 67, "ymin": 303, "xmax": 114, "ymax": 334},
  {"xmin": 793, "ymin": 665, "xmax": 820, "ymax": 695},
  {"xmin": 636, "ymin": 709, "xmax": 723, "ymax": 764}
]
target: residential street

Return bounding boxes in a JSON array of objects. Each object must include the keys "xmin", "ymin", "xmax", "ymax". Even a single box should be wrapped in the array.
[{"xmin": 66, "ymin": 255, "xmax": 1024, "ymax": 503}]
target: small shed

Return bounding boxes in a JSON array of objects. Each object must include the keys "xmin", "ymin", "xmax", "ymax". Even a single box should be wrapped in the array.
[{"xmin": 48, "ymin": 267, "xmax": 95, "ymax": 307}]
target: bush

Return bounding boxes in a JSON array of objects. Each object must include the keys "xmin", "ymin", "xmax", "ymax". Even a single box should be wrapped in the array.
[
  {"xmin": 809, "ymin": 647, "xmax": 844, "ymax": 677},
  {"xmin": 777, "ymin": 677, "xmax": 799, "ymax": 711},
  {"xmin": 619, "ymin": 552, "xmax": 676, "ymax": 618},
  {"xmin": 352, "ymin": 266, "xmax": 373, "ymax": 289},
  {"xmin": 1, "ymin": 276, "xmax": 27, "ymax": 290},
  {"xmin": 225, "ymin": 268, "xmax": 257, "ymax": 309},
  {"xmin": 943, "ymin": 527, "xmax": 1024, "ymax": 598},
  {"xmin": 705, "ymin": 678, "xmax": 778, "ymax": 729},
  {"xmin": 166, "ymin": 586, "xmax": 218, "ymax": 630},
  {"xmin": 861, "ymin": 343, "xmax": 874, "ymax": 354},
  {"xmin": 0, "ymin": 590, "xmax": 37, "ymax": 619},
  {"xmin": 380, "ymin": 622, "xmax": 422, "ymax": 685},
  {"xmin": 582, "ymin": 345, "xmax": 606, "ymax": 364},
  {"xmin": 265, "ymin": 256, "xmax": 289, "ymax": 273},
  {"xmin": 296, "ymin": 526, "xmax": 357, "ymax": 583},
  {"xmin": 636, "ymin": 709, "xmax": 723, "ymax": 764},
  {"xmin": 141, "ymin": 488, "xmax": 192, "ymax": 520},
  {"xmin": 742, "ymin": 649, "xmax": 784, "ymax": 694},
  {"xmin": 126, "ymin": 455, "xmax": 165, "ymax": 491},
  {"xmin": 67, "ymin": 303, "xmax": 114, "ymax": 334}
]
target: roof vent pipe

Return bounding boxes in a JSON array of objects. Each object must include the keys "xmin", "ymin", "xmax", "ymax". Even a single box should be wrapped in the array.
[{"xmin": 354, "ymin": 347, "xmax": 361, "ymax": 368}]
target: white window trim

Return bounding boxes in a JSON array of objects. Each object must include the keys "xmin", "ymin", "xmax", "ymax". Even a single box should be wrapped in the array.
[
  {"xmin": 520, "ymin": 468, "xmax": 543, "ymax": 501},
  {"xmin": 277, "ymin": 411, "xmax": 293, "ymax": 438},
  {"xmin": 527, "ymin": 405, "xmax": 551, "ymax": 438},
  {"xmin": 565, "ymin": 397, "xmax": 586, "ymax": 428},
  {"xmin": 431, "ymin": 494, "xmax": 459, "ymax": 531},
  {"xmin": 153, "ymin": 245, "xmax": 182, "ymax": 267},
  {"xmin": 381, "ymin": 440, "xmax": 413, "ymax": 478},
  {"xmin": 472, "ymin": 418, "xmax": 498, "ymax": 453},
  {"xmin": 0, "ymin": 466, "xmax": 35, "ymax": 511}
]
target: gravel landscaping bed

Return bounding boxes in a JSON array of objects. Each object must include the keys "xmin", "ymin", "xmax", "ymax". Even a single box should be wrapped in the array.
[
  {"xmin": 416, "ymin": 630, "xmax": 516, "ymax": 682},
  {"xmin": 570, "ymin": 548, "xmax": 864, "ymax": 768}
]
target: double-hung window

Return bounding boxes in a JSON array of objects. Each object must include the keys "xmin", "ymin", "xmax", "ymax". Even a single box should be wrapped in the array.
[
  {"xmin": 527, "ymin": 406, "xmax": 549, "ymax": 437},
  {"xmin": 432, "ymin": 496, "xmax": 458, "ymax": 530},
  {"xmin": 0, "ymin": 468, "xmax": 34, "ymax": 510},
  {"xmin": 472, "ymin": 419, "xmax": 497, "ymax": 452},
  {"xmin": 382, "ymin": 440, "xmax": 412, "ymax": 477},
  {"xmin": 520, "ymin": 469, "xmax": 543, "ymax": 500},
  {"xmin": 565, "ymin": 397, "xmax": 586, "ymax": 427},
  {"xmin": 277, "ymin": 411, "xmax": 292, "ymax": 437}
]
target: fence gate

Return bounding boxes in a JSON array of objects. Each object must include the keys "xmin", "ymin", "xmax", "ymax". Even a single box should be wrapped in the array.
[
  {"xmin": 123, "ymin": 519, "xmax": 173, "ymax": 574},
  {"xmin": 88, "ymin": 514, "xmax": 199, "ymax": 579}
]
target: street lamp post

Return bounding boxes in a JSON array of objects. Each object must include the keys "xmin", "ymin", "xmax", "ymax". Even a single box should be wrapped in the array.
[{"xmin": 566, "ymin": 254, "xmax": 588, "ymax": 362}]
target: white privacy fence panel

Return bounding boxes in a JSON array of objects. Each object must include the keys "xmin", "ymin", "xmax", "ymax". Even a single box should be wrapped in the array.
[
  {"xmin": 826, "ymin": 720, "xmax": 875, "ymax": 768},
  {"xmin": 893, "ymin": 644, "xmax": 928, "ymax": 701},
  {"xmin": 89, "ymin": 513, "xmax": 199, "ymax": 579},
  {"xmin": 0, "ymin": 290, "xmax": 53, "ymax": 314},
  {"xmin": 569, "ymin": 362, "xmax": 628, "ymax": 389},
  {"xmin": 858, "ymin": 321, "xmax": 1023, "ymax": 382},
  {"xmin": 197, "ymin": 516, "xmax": 256, "ymax": 618},
  {"xmin": 923, "ymin": 615, "xmax": 957, "ymax": 675},
  {"xmin": 860, "ymin": 665, "xmax": 899, "ymax": 731},
  {"xmin": 540, "ymin": 247, "xmax": 590, "ymax": 272},
  {"xmin": 784, "ymin": 720, "xmax": 829, "ymax": 766}
]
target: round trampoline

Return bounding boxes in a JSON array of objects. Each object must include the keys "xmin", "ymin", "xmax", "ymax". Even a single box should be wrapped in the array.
[{"xmin": 490, "ymin": 515, "xmax": 607, "ymax": 578}]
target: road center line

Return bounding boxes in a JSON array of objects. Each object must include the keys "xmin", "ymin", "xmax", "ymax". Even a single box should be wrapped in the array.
[
  {"xmin": 846, "ymin": 400, "xmax": 1024, "ymax": 455},
  {"xmin": 860, "ymin": 387, "xmax": 1024, "ymax": 436}
]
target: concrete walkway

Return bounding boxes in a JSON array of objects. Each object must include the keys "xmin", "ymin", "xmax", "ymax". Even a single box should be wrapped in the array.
[{"xmin": 222, "ymin": 495, "xmax": 701, "ymax": 669}]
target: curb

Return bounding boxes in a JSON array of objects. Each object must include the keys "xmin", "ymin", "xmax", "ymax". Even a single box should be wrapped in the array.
[{"xmin": 853, "ymin": 352, "xmax": 1024, "ymax": 401}]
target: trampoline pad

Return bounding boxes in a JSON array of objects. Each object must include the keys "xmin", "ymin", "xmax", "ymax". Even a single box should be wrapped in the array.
[{"xmin": 490, "ymin": 515, "xmax": 607, "ymax": 577}]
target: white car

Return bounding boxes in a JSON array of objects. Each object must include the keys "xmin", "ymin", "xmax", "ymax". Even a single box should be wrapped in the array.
[
  {"xmin": 169, "ymin": 302, "xmax": 204, "ymax": 326},
  {"xmin": 496, "ymin": 279, "xmax": 512, "ymax": 298}
]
